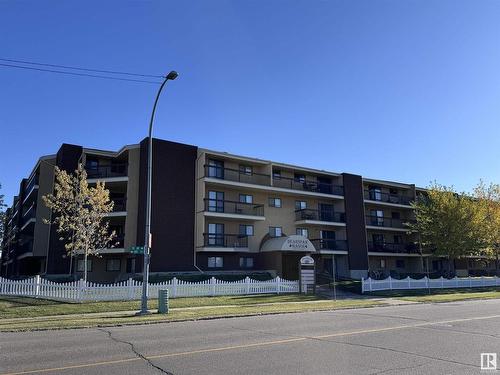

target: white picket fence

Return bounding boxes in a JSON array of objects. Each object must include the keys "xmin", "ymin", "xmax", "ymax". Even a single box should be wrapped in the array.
[
  {"xmin": 362, "ymin": 275, "xmax": 500, "ymax": 293},
  {"xmin": 0, "ymin": 275, "xmax": 299, "ymax": 302}
]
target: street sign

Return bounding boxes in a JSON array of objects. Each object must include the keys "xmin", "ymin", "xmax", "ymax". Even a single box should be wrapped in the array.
[{"xmin": 130, "ymin": 246, "xmax": 144, "ymax": 254}]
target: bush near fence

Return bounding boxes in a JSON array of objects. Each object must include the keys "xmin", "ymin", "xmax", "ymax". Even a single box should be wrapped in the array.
[
  {"xmin": 362, "ymin": 275, "xmax": 500, "ymax": 293},
  {"xmin": 0, "ymin": 275, "xmax": 299, "ymax": 302}
]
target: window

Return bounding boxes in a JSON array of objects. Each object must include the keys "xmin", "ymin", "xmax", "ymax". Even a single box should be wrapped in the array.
[
  {"xmin": 369, "ymin": 186, "xmax": 382, "ymax": 201},
  {"xmin": 272, "ymin": 169, "xmax": 281, "ymax": 179},
  {"xmin": 391, "ymin": 212, "xmax": 401, "ymax": 220},
  {"xmin": 239, "ymin": 224, "xmax": 254, "ymax": 236},
  {"xmin": 207, "ymin": 223, "xmax": 224, "ymax": 246},
  {"xmin": 295, "ymin": 200, "xmax": 307, "ymax": 210},
  {"xmin": 106, "ymin": 259, "xmax": 121, "ymax": 272},
  {"xmin": 239, "ymin": 194, "xmax": 253, "ymax": 204},
  {"xmin": 208, "ymin": 159, "xmax": 224, "ymax": 178},
  {"xmin": 294, "ymin": 173, "xmax": 306, "ymax": 183},
  {"xmin": 393, "ymin": 235, "xmax": 403, "ymax": 244},
  {"xmin": 208, "ymin": 256, "xmax": 223, "ymax": 268},
  {"xmin": 269, "ymin": 226, "xmax": 282, "ymax": 237},
  {"xmin": 208, "ymin": 191, "xmax": 224, "ymax": 212},
  {"xmin": 296, "ymin": 228, "xmax": 308, "ymax": 238},
  {"xmin": 239, "ymin": 165, "xmax": 253, "ymax": 175},
  {"xmin": 269, "ymin": 197, "xmax": 282, "ymax": 208},
  {"xmin": 389, "ymin": 188, "xmax": 398, "ymax": 195},
  {"xmin": 239, "ymin": 257, "xmax": 254, "ymax": 268},
  {"xmin": 379, "ymin": 259, "xmax": 386, "ymax": 268},
  {"xmin": 370, "ymin": 209, "xmax": 384, "ymax": 226},
  {"xmin": 396, "ymin": 259, "xmax": 405, "ymax": 268},
  {"xmin": 77, "ymin": 259, "xmax": 92, "ymax": 272},
  {"xmin": 126, "ymin": 258, "xmax": 135, "ymax": 273},
  {"xmin": 372, "ymin": 234, "xmax": 384, "ymax": 245}
]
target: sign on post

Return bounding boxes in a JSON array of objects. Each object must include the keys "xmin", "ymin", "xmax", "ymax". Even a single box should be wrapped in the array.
[
  {"xmin": 299, "ymin": 255, "xmax": 315, "ymax": 294},
  {"xmin": 130, "ymin": 246, "xmax": 144, "ymax": 254}
]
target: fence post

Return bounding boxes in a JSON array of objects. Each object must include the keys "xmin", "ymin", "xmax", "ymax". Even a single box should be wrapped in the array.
[
  {"xmin": 276, "ymin": 276, "xmax": 281, "ymax": 294},
  {"xmin": 425, "ymin": 276, "xmax": 429, "ymax": 289},
  {"xmin": 211, "ymin": 277, "xmax": 216, "ymax": 296},
  {"xmin": 361, "ymin": 278, "xmax": 364, "ymax": 293},
  {"xmin": 368, "ymin": 277, "xmax": 372, "ymax": 292},
  {"xmin": 407, "ymin": 276, "xmax": 411, "ymax": 289},
  {"xmin": 440, "ymin": 276, "xmax": 444, "ymax": 289},
  {"xmin": 245, "ymin": 277, "xmax": 250, "ymax": 294},
  {"xmin": 388, "ymin": 276, "xmax": 392, "ymax": 290},
  {"xmin": 469, "ymin": 276, "xmax": 472, "ymax": 288},
  {"xmin": 127, "ymin": 278, "xmax": 134, "ymax": 300},
  {"xmin": 35, "ymin": 275, "xmax": 41, "ymax": 297},
  {"xmin": 172, "ymin": 277, "xmax": 178, "ymax": 298},
  {"xmin": 77, "ymin": 279, "xmax": 85, "ymax": 302}
]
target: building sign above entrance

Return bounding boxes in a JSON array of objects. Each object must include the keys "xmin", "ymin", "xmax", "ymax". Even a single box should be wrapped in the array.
[{"xmin": 260, "ymin": 235, "xmax": 316, "ymax": 252}]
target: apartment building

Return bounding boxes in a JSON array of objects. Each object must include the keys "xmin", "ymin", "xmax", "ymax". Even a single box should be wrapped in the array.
[{"xmin": 2, "ymin": 138, "xmax": 494, "ymax": 282}]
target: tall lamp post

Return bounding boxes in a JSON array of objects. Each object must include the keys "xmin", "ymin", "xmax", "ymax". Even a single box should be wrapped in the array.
[{"xmin": 138, "ymin": 70, "xmax": 178, "ymax": 315}]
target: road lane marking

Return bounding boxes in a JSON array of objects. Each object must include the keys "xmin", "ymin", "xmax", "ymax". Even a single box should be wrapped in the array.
[{"xmin": 3, "ymin": 314, "xmax": 500, "ymax": 375}]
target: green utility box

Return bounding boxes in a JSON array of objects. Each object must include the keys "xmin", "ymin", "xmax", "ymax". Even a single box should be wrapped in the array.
[{"xmin": 158, "ymin": 289, "xmax": 169, "ymax": 314}]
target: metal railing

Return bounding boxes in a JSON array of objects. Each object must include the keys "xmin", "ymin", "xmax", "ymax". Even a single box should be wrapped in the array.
[
  {"xmin": 23, "ymin": 175, "xmax": 39, "ymax": 197},
  {"xmin": 365, "ymin": 215, "xmax": 411, "ymax": 228},
  {"xmin": 310, "ymin": 239, "xmax": 348, "ymax": 251},
  {"xmin": 204, "ymin": 165, "xmax": 344, "ymax": 196},
  {"xmin": 367, "ymin": 241, "xmax": 419, "ymax": 253},
  {"xmin": 295, "ymin": 209, "xmax": 345, "ymax": 223},
  {"xmin": 86, "ymin": 164, "xmax": 128, "ymax": 179},
  {"xmin": 273, "ymin": 176, "xmax": 344, "ymax": 196},
  {"xmin": 364, "ymin": 190, "xmax": 413, "ymax": 205},
  {"xmin": 204, "ymin": 199, "xmax": 264, "ymax": 217},
  {"xmin": 203, "ymin": 233, "xmax": 249, "ymax": 248},
  {"xmin": 204, "ymin": 165, "xmax": 271, "ymax": 186}
]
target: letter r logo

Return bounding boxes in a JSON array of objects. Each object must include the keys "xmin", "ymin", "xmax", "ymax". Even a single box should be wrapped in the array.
[{"xmin": 481, "ymin": 353, "xmax": 497, "ymax": 370}]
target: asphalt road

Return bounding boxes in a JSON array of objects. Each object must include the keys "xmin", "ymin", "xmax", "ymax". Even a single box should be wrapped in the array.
[{"xmin": 1, "ymin": 299, "xmax": 500, "ymax": 375}]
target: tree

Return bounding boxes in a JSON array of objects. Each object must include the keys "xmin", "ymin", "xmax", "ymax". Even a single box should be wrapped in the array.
[
  {"xmin": 408, "ymin": 183, "xmax": 483, "ymax": 274},
  {"xmin": 473, "ymin": 181, "xmax": 500, "ymax": 275},
  {"xmin": 43, "ymin": 164, "xmax": 116, "ymax": 282}
]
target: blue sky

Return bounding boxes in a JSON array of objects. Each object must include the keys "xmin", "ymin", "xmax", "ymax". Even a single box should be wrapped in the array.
[{"xmin": 1, "ymin": 1, "xmax": 499, "ymax": 203}]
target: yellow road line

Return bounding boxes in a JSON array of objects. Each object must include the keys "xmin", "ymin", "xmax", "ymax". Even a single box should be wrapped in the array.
[{"xmin": 3, "ymin": 314, "xmax": 500, "ymax": 375}]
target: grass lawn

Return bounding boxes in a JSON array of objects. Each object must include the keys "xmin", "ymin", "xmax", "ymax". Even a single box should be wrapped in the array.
[
  {"xmin": 0, "ymin": 294, "xmax": 384, "ymax": 331},
  {"xmin": 366, "ymin": 286, "xmax": 500, "ymax": 303}
]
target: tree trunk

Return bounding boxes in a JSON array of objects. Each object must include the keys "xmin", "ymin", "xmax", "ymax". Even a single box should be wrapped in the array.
[{"xmin": 84, "ymin": 251, "xmax": 88, "ymax": 283}]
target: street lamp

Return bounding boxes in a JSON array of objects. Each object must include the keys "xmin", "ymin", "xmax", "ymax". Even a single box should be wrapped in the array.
[{"xmin": 138, "ymin": 70, "xmax": 178, "ymax": 315}]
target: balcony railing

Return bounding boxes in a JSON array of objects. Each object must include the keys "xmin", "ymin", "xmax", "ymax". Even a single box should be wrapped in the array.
[
  {"xmin": 365, "ymin": 215, "xmax": 411, "ymax": 229},
  {"xmin": 24, "ymin": 175, "xmax": 39, "ymax": 197},
  {"xmin": 273, "ymin": 176, "xmax": 344, "ymax": 196},
  {"xmin": 364, "ymin": 190, "xmax": 413, "ymax": 205},
  {"xmin": 112, "ymin": 197, "xmax": 127, "ymax": 212},
  {"xmin": 86, "ymin": 164, "xmax": 128, "ymax": 179},
  {"xmin": 295, "ymin": 209, "xmax": 346, "ymax": 223},
  {"xmin": 204, "ymin": 199, "xmax": 264, "ymax": 217},
  {"xmin": 204, "ymin": 165, "xmax": 344, "ymax": 196},
  {"xmin": 368, "ymin": 242, "xmax": 419, "ymax": 254},
  {"xmin": 204, "ymin": 165, "xmax": 271, "ymax": 186},
  {"xmin": 310, "ymin": 239, "xmax": 348, "ymax": 251},
  {"xmin": 203, "ymin": 233, "xmax": 249, "ymax": 248}
]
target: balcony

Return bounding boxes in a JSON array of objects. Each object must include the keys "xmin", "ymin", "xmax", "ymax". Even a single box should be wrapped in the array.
[
  {"xmin": 295, "ymin": 209, "xmax": 346, "ymax": 225},
  {"xmin": 274, "ymin": 176, "xmax": 344, "ymax": 196},
  {"xmin": 365, "ymin": 215, "xmax": 411, "ymax": 230},
  {"xmin": 23, "ymin": 175, "xmax": 39, "ymax": 201},
  {"xmin": 203, "ymin": 233, "xmax": 249, "ymax": 248},
  {"xmin": 204, "ymin": 199, "xmax": 264, "ymax": 220},
  {"xmin": 20, "ymin": 206, "xmax": 36, "ymax": 231},
  {"xmin": 204, "ymin": 165, "xmax": 344, "ymax": 197},
  {"xmin": 364, "ymin": 190, "xmax": 413, "ymax": 206},
  {"xmin": 310, "ymin": 239, "xmax": 348, "ymax": 251},
  {"xmin": 86, "ymin": 164, "xmax": 128, "ymax": 179},
  {"xmin": 204, "ymin": 165, "xmax": 270, "ymax": 186},
  {"xmin": 368, "ymin": 241, "xmax": 419, "ymax": 254},
  {"xmin": 112, "ymin": 197, "xmax": 127, "ymax": 212}
]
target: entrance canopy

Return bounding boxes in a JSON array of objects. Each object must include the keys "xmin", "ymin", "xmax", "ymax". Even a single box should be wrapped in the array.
[{"xmin": 261, "ymin": 235, "xmax": 316, "ymax": 253}]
